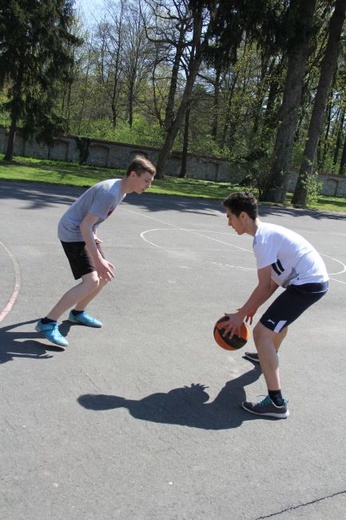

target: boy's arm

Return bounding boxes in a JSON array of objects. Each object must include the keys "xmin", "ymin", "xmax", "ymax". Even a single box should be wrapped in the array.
[
  {"xmin": 238, "ymin": 266, "xmax": 278, "ymax": 319},
  {"xmin": 224, "ymin": 266, "xmax": 278, "ymax": 333},
  {"xmin": 80, "ymin": 213, "xmax": 115, "ymax": 281}
]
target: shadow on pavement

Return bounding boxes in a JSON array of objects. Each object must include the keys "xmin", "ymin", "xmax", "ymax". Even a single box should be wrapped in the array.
[
  {"xmin": 77, "ymin": 364, "xmax": 277, "ymax": 429},
  {"xmin": 1, "ymin": 180, "xmax": 345, "ymax": 220},
  {"xmin": 128, "ymin": 193, "xmax": 346, "ymax": 221},
  {"xmin": 0, "ymin": 180, "xmax": 83, "ymax": 209},
  {"xmin": 0, "ymin": 319, "xmax": 68, "ymax": 363}
]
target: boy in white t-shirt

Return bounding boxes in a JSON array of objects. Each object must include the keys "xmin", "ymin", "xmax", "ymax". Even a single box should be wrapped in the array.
[
  {"xmin": 36, "ymin": 156, "xmax": 156, "ymax": 347},
  {"xmin": 222, "ymin": 192, "xmax": 329, "ymax": 418}
]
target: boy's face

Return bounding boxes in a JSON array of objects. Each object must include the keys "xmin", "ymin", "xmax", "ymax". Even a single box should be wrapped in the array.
[
  {"xmin": 226, "ymin": 209, "xmax": 246, "ymax": 235},
  {"xmin": 131, "ymin": 171, "xmax": 154, "ymax": 193}
]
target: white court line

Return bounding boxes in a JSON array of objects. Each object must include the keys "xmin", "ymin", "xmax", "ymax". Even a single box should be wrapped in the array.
[
  {"xmin": 124, "ymin": 207, "xmax": 193, "ymax": 227},
  {"xmin": 124, "ymin": 206, "xmax": 346, "ymax": 284},
  {"xmin": 321, "ymin": 254, "xmax": 346, "ymax": 275},
  {"xmin": 140, "ymin": 227, "xmax": 252, "ymax": 253},
  {"xmin": 320, "ymin": 254, "xmax": 346, "ymax": 285},
  {"xmin": 124, "ymin": 207, "xmax": 251, "ymax": 253},
  {"xmin": 0, "ymin": 241, "xmax": 21, "ymax": 323}
]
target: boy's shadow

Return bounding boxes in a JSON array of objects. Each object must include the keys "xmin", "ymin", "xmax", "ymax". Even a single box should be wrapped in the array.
[
  {"xmin": 78, "ymin": 363, "xmax": 265, "ymax": 429},
  {"xmin": 0, "ymin": 319, "xmax": 73, "ymax": 363}
]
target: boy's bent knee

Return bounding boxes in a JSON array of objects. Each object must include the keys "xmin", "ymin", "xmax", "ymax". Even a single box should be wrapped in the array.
[
  {"xmin": 82, "ymin": 272, "xmax": 101, "ymax": 290},
  {"xmin": 253, "ymin": 322, "xmax": 274, "ymax": 343}
]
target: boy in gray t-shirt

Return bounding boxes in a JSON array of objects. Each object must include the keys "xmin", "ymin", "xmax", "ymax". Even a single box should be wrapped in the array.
[{"xmin": 36, "ymin": 156, "xmax": 156, "ymax": 347}]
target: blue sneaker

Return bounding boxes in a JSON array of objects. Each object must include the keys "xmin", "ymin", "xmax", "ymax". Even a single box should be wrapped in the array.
[
  {"xmin": 35, "ymin": 320, "xmax": 69, "ymax": 347},
  {"xmin": 68, "ymin": 311, "xmax": 102, "ymax": 328},
  {"xmin": 242, "ymin": 395, "xmax": 289, "ymax": 418}
]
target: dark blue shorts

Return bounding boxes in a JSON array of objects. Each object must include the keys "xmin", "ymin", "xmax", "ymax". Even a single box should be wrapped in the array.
[
  {"xmin": 260, "ymin": 282, "xmax": 329, "ymax": 333},
  {"xmin": 61, "ymin": 241, "xmax": 105, "ymax": 280}
]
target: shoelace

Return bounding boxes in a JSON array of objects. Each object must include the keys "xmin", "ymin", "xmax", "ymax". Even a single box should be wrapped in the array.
[
  {"xmin": 257, "ymin": 395, "xmax": 288, "ymax": 407},
  {"xmin": 257, "ymin": 395, "xmax": 272, "ymax": 406}
]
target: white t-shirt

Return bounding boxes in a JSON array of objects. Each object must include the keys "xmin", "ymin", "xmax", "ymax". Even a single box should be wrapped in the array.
[
  {"xmin": 253, "ymin": 223, "xmax": 329, "ymax": 287},
  {"xmin": 58, "ymin": 179, "xmax": 126, "ymax": 242}
]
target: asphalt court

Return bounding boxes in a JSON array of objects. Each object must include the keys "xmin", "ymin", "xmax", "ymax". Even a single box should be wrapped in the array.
[{"xmin": 1, "ymin": 180, "xmax": 346, "ymax": 520}]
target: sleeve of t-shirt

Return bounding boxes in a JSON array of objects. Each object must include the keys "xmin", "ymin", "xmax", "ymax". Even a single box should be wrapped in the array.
[
  {"xmin": 88, "ymin": 191, "xmax": 114, "ymax": 221},
  {"xmin": 254, "ymin": 236, "xmax": 277, "ymax": 269}
]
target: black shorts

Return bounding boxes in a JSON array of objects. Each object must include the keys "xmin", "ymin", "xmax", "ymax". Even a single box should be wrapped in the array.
[
  {"xmin": 260, "ymin": 282, "xmax": 329, "ymax": 333},
  {"xmin": 61, "ymin": 241, "xmax": 105, "ymax": 280}
]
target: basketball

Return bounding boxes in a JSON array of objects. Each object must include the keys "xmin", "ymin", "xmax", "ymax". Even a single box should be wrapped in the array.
[{"xmin": 213, "ymin": 316, "xmax": 250, "ymax": 351}]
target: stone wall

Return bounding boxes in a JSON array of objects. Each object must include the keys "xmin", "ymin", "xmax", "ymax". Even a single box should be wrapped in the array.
[
  {"xmin": 0, "ymin": 126, "xmax": 241, "ymax": 183},
  {"xmin": 1, "ymin": 126, "xmax": 345, "ymax": 196}
]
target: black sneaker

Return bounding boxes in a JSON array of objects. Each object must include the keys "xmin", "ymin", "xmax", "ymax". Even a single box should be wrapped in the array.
[
  {"xmin": 244, "ymin": 352, "xmax": 260, "ymax": 363},
  {"xmin": 242, "ymin": 395, "xmax": 289, "ymax": 418}
]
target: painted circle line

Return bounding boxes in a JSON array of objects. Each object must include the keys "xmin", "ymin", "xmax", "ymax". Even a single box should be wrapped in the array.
[
  {"xmin": 140, "ymin": 227, "xmax": 252, "ymax": 253},
  {"xmin": 139, "ymin": 228, "xmax": 346, "ymax": 284},
  {"xmin": 0, "ymin": 241, "xmax": 21, "ymax": 323},
  {"xmin": 125, "ymin": 207, "xmax": 345, "ymax": 282}
]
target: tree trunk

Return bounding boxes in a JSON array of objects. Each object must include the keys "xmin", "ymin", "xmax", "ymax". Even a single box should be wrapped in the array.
[
  {"xmin": 292, "ymin": 0, "xmax": 346, "ymax": 207},
  {"xmin": 155, "ymin": 86, "xmax": 194, "ymax": 178},
  {"xmin": 179, "ymin": 105, "xmax": 190, "ymax": 178},
  {"xmin": 261, "ymin": 0, "xmax": 317, "ymax": 203},
  {"xmin": 221, "ymin": 72, "xmax": 237, "ymax": 148},
  {"xmin": 4, "ymin": 119, "xmax": 17, "ymax": 162},
  {"xmin": 339, "ymin": 135, "xmax": 346, "ymax": 175},
  {"xmin": 333, "ymin": 108, "xmax": 345, "ymax": 167},
  {"xmin": 211, "ymin": 68, "xmax": 221, "ymax": 140},
  {"xmin": 164, "ymin": 34, "xmax": 185, "ymax": 132},
  {"xmin": 155, "ymin": 7, "xmax": 205, "ymax": 179},
  {"xmin": 5, "ymin": 91, "xmax": 22, "ymax": 161}
]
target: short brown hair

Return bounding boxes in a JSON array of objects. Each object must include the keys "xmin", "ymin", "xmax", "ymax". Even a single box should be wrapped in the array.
[
  {"xmin": 223, "ymin": 191, "xmax": 258, "ymax": 220},
  {"xmin": 126, "ymin": 155, "xmax": 156, "ymax": 177}
]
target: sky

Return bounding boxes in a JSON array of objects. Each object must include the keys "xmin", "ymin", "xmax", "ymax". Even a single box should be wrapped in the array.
[{"xmin": 73, "ymin": 0, "xmax": 103, "ymax": 27}]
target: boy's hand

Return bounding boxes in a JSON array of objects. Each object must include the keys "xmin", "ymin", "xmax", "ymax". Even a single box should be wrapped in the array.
[
  {"xmin": 239, "ymin": 307, "xmax": 257, "ymax": 325},
  {"xmin": 96, "ymin": 258, "xmax": 115, "ymax": 281},
  {"xmin": 223, "ymin": 312, "xmax": 245, "ymax": 338}
]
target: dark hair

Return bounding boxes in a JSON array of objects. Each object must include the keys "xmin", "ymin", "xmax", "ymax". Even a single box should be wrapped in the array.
[
  {"xmin": 222, "ymin": 192, "xmax": 258, "ymax": 220},
  {"xmin": 126, "ymin": 155, "xmax": 156, "ymax": 177}
]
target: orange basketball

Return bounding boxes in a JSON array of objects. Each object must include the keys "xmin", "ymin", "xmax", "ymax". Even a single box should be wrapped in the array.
[{"xmin": 213, "ymin": 316, "xmax": 250, "ymax": 351}]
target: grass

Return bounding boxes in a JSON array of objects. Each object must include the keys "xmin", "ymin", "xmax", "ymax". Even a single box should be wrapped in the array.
[{"xmin": 1, "ymin": 154, "xmax": 346, "ymax": 212}]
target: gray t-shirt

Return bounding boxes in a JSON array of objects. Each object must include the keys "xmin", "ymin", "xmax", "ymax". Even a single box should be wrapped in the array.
[{"xmin": 58, "ymin": 179, "xmax": 126, "ymax": 242}]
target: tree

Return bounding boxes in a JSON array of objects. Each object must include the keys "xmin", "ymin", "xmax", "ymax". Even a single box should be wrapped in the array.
[
  {"xmin": 93, "ymin": 11, "xmax": 126, "ymax": 129},
  {"xmin": 0, "ymin": 0, "xmax": 81, "ymax": 161},
  {"xmin": 340, "ymin": 133, "xmax": 346, "ymax": 174},
  {"xmin": 145, "ymin": 0, "xmax": 250, "ymax": 178},
  {"xmin": 292, "ymin": 0, "xmax": 346, "ymax": 207},
  {"xmin": 142, "ymin": 0, "xmax": 202, "ymax": 177},
  {"xmin": 261, "ymin": 0, "xmax": 318, "ymax": 202},
  {"xmin": 122, "ymin": 0, "xmax": 153, "ymax": 128}
]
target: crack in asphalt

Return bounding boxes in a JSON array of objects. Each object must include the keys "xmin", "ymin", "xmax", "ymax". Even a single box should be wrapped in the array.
[{"xmin": 255, "ymin": 489, "xmax": 346, "ymax": 519}]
